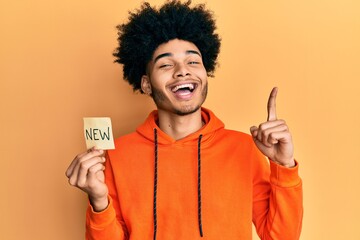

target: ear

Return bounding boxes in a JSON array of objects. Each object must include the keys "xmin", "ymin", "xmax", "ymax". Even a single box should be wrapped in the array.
[{"xmin": 141, "ymin": 75, "xmax": 152, "ymax": 95}]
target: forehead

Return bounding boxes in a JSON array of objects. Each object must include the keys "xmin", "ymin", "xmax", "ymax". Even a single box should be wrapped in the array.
[{"xmin": 152, "ymin": 39, "xmax": 201, "ymax": 60}]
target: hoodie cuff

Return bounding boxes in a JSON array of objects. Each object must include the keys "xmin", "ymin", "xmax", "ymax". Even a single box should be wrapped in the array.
[
  {"xmin": 270, "ymin": 160, "xmax": 301, "ymax": 188},
  {"xmin": 86, "ymin": 196, "xmax": 116, "ymax": 228}
]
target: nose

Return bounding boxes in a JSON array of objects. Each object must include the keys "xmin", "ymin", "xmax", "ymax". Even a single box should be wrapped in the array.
[{"xmin": 174, "ymin": 63, "xmax": 190, "ymax": 78}]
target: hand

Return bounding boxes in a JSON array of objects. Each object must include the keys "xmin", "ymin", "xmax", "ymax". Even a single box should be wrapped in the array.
[
  {"xmin": 66, "ymin": 148, "xmax": 109, "ymax": 211},
  {"xmin": 250, "ymin": 87, "xmax": 295, "ymax": 168}
]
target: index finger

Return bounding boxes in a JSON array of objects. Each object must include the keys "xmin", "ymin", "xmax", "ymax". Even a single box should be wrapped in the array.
[
  {"xmin": 65, "ymin": 148, "xmax": 103, "ymax": 177},
  {"xmin": 267, "ymin": 87, "xmax": 278, "ymax": 121}
]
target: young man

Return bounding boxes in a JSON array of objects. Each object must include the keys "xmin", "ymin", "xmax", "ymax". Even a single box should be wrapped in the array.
[{"xmin": 66, "ymin": 1, "xmax": 303, "ymax": 239}]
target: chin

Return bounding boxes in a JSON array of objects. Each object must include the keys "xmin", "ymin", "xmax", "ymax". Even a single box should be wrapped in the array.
[{"xmin": 173, "ymin": 104, "xmax": 202, "ymax": 116}]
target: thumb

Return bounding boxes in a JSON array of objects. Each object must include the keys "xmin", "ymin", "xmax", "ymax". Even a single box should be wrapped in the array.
[{"xmin": 250, "ymin": 126, "xmax": 258, "ymax": 138}]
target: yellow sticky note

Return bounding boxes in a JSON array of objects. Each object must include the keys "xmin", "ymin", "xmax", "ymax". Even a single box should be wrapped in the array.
[{"xmin": 83, "ymin": 117, "xmax": 115, "ymax": 150}]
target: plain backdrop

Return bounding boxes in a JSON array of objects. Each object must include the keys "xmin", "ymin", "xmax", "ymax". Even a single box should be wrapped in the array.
[{"xmin": 1, "ymin": 0, "xmax": 359, "ymax": 239}]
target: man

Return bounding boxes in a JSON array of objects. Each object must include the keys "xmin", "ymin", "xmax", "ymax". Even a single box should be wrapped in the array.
[{"xmin": 66, "ymin": 1, "xmax": 303, "ymax": 239}]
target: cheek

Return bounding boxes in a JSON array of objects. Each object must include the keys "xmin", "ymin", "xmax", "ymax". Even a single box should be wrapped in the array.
[
  {"xmin": 151, "ymin": 85, "xmax": 167, "ymax": 103},
  {"xmin": 149, "ymin": 72, "xmax": 170, "ymax": 88},
  {"xmin": 202, "ymin": 82, "xmax": 208, "ymax": 97},
  {"xmin": 199, "ymin": 72, "xmax": 208, "ymax": 86},
  {"xmin": 196, "ymin": 67, "xmax": 208, "ymax": 80}
]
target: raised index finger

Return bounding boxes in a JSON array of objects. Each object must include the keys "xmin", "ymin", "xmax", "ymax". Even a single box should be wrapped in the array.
[{"xmin": 267, "ymin": 87, "xmax": 278, "ymax": 121}]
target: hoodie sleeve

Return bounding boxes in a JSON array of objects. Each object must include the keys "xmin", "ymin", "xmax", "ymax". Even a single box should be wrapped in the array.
[
  {"xmin": 251, "ymin": 145, "xmax": 303, "ymax": 240},
  {"xmin": 85, "ymin": 152, "xmax": 129, "ymax": 240}
]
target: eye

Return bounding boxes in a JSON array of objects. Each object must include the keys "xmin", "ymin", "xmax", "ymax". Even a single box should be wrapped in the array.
[
  {"xmin": 188, "ymin": 61, "xmax": 200, "ymax": 65},
  {"xmin": 159, "ymin": 63, "xmax": 173, "ymax": 68}
]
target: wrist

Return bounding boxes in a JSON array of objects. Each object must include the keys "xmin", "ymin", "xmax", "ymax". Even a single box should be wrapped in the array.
[
  {"xmin": 89, "ymin": 195, "xmax": 109, "ymax": 212},
  {"xmin": 272, "ymin": 157, "xmax": 296, "ymax": 168},
  {"xmin": 279, "ymin": 159, "xmax": 296, "ymax": 168},
  {"xmin": 282, "ymin": 161, "xmax": 296, "ymax": 168}
]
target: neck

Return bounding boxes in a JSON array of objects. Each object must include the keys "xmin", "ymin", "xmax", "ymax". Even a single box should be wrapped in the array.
[{"xmin": 157, "ymin": 108, "xmax": 203, "ymax": 140}]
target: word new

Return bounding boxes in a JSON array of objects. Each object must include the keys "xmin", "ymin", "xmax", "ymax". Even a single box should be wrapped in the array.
[{"xmin": 85, "ymin": 127, "xmax": 111, "ymax": 141}]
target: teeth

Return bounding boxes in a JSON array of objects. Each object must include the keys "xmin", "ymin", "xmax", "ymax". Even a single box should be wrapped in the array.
[{"xmin": 171, "ymin": 83, "xmax": 195, "ymax": 92}]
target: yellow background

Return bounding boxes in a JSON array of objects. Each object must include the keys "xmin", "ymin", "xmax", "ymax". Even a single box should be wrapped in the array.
[{"xmin": 1, "ymin": 0, "xmax": 359, "ymax": 239}]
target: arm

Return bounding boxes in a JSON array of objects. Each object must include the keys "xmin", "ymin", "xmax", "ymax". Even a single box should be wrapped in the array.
[
  {"xmin": 65, "ymin": 149, "xmax": 128, "ymax": 240},
  {"xmin": 250, "ymin": 87, "xmax": 303, "ymax": 239},
  {"xmin": 85, "ymin": 151, "xmax": 128, "ymax": 240},
  {"xmin": 252, "ymin": 147, "xmax": 303, "ymax": 239}
]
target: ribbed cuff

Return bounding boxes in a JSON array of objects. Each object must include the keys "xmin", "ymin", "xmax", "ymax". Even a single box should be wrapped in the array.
[
  {"xmin": 270, "ymin": 160, "xmax": 301, "ymax": 188},
  {"xmin": 86, "ymin": 196, "xmax": 116, "ymax": 228}
]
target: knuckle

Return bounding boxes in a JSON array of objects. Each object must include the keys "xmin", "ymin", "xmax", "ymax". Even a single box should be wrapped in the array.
[
  {"xmin": 77, "ymin": 182, "xmax": 86, "ymax": 188},
  {"xmin": 278, "ymin": 119, "xmax": 286, "ymax": 125},
  {"xmin": 280, "ymin": 123, "xmax": 289, "ymax": 131},
  {"xmin": 262, "ymin": 128, "xmax": 270, "ymax": 136},
  {"xmin": 68, "ymin": 178, "xmax": 76, "ymax": 186},
  {"xmin": 269, "ymin": 132, "xmax": 276, "ymax": 140},
  {"xmin": 88, "ymin": 165, "xmax": 98, "ymax": 174},
  {"xmin": 78, "ymin": 156, "xmax": 88, "ymax": 163},
  {"xmin": 79, "ymin": 161, "xmax": 89, "ymax": 170},
  {"xmin": 74, "ymin": 153, "xmax": 82, "ymax": 161}
]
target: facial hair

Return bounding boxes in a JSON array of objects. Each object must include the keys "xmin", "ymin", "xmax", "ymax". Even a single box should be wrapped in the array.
[{"xmin": 150, "ymin": 82, "xmax": 208, "ymax": 116}]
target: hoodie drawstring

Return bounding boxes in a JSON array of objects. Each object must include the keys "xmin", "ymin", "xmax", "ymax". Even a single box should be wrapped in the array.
[
  {"xmin": 198, "ymin": 134, "xmax": 204, "ymax": 237},
  {"xmin": 153, "ymin": 128, "xmax": 158, "ymax": 240},
  {"xmin": 153, "ymin": 129, "xmax": 204, "ymax": 239}
]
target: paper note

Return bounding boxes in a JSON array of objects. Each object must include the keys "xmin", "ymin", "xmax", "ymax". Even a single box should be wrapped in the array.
[{"xmin": 83, "ymin": 117, "xmax": 115, "ymax": 150}]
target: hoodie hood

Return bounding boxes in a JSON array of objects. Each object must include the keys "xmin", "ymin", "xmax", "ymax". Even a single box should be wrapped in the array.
[{"xmin": 136, "ymin": 107, "xmax": 225, "ymax": 145}]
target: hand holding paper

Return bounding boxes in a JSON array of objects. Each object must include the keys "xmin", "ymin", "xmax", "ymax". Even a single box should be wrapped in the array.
[
  {"xmin": 65, "ymin": 117, "xmax": 115, "ymax": 212},
  {"xmin": 66, "ymin": 147, "xmax": 109, "ymax": 211}
]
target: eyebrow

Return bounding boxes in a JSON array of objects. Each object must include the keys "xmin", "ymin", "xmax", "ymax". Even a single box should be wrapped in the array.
[{"xmin": 153, "ymin": 50, "xmax": 202, "ymax": 63}]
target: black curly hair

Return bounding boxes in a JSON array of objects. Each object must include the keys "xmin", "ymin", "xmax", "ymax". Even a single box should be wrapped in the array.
[{"xmin": 113, "ymin": 0, "xmax": 221, "ymax": 93}]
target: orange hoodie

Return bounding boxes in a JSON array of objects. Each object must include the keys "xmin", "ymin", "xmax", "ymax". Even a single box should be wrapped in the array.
[{"xmin": 86, "ymin": 108, "xmax": 303, "ymax": 240}]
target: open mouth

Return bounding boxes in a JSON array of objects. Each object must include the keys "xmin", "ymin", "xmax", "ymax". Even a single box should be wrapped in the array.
[{"xmin": 171, "ymin": 83, "xmax": 197, "ymax": 94}]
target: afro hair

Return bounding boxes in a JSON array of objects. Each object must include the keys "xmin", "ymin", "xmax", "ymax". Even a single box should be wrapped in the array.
[{"xmin": 113, "ymin": 0, "xmax": 221, "ymax": 93}]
